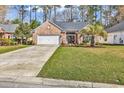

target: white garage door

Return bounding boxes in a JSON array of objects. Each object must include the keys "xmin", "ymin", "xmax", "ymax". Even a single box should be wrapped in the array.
[{"xmin": 37, "ymin": 35, "xmax": 60, "ymax": 45}]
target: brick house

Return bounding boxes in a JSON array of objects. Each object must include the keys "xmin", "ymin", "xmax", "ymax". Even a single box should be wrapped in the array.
[
  {"xmin": 0, "ymin": 24, "xmax": 18, "ymax": 39},
  {"xmin": 33, "ymin": 20, "xmax": 87, "ymax": 45}
]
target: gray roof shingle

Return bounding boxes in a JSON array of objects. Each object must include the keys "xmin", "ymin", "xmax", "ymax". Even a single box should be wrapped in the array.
[
  {"xmin": 0, "ymin": 24, "xmax": 18, "ymax": 33},
  {"xmin": 106, "ymin": 21, "xmax": 124, "ymax": 33},
  {"xmin": 53, "ymin": 21, "xmax": 87, "ymax": 32}
]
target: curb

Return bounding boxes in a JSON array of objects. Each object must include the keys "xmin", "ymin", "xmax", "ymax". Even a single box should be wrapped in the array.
[
  {"xmin": 0, "ymin": 76, "xmax": 124, "ymax": 88},
  {"xmin": 41, "ymin": 78, "xmax": 124, "ymax": 88}
]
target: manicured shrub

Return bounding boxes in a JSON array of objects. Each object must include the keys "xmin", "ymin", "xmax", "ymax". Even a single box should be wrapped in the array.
[{"xmin": 0, "ymin": 38, "xmax": 17, "ymax": 46}]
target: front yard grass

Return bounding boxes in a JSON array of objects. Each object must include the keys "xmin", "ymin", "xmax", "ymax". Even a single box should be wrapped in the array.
[
  {"xmin": 38, "ymin": 45, "xmax": 124, "ymax": 85},
  {"xmin": 0, "ymin": 45, "xmax": 29, "ymax": 54}
]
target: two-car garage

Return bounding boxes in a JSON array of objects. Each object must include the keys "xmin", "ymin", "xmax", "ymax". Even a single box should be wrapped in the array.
[
  {"xmin": 33, "ymin": 20, "xmax": 62, "ymax": 45},
  {"xmin": 37, "ymin": 35, "xmax": 60, "ymax": 45}
]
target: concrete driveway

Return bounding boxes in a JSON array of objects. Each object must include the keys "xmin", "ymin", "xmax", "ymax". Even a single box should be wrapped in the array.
[{"xmin": 0, "ymin": 45, "xmax": 58, "ymax": 77}]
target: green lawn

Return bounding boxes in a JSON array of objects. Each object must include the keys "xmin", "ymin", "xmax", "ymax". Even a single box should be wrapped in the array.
[
  {"xmin": 38, "ymin": 45, "xmax": 124, "ymax": 85},
  {"xmin": 0, "ymin": 45, "xmax": 29, "ymax": 54}
]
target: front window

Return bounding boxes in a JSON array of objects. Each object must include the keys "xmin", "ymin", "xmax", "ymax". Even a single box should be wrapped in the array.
[
  {"xmin": 8, "ymin": 36, "xmax": 10, "ymax": 39},
  {"xmin": 120, "ymin": 38, "xmax": 123, "ymax": 44},
  {"xmin": 67, "ymin": 35, "xmax": 75, "ymax": 44},
  {"xmin": 114, "ymin": 35, "xmax": 117, "ymax": 40}
]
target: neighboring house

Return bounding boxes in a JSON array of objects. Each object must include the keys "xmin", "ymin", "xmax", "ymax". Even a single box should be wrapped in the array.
[
  {"xmin": 106, "ymin": 21, "xmax": 124, "ymax": 44},
  {"xmin": 0, "ymin": 24, "xmax": 18, "ymax": 39},
  {"xmin": 33, "ymin": 20, "xmax": 87, "ymax": 45}
]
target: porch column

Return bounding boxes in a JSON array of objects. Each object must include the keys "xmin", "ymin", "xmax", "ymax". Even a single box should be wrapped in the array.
[
  {"xmin": 75, "ymin": 32, "xmax": 78, "ymax": 44},
  {"xmin": 61, "ymin": 32, "xmax": 67, "ymax": 45}
]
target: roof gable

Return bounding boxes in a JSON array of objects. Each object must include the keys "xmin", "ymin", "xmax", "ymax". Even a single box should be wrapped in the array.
[
  {"xmin": 0, "ymin": 24, "xmax": 18, "ymax": 33},
  {"xmin": 34, "ymin": 20, "xmax": 87, "ymax": 33},
  {"xmin": 34, "ymin": 20, "xmax": 63, "ymax": 32},
  {"xmin": 48, "ymin": 20, "xmax": 63, "ymax": 31},
  {"xmin": 106, "ymin": 21, "xmax": 124, "ymax": 33},
  {"xmin": 34, "ymin": 20, "xmax": 61, "ymax": 35}
]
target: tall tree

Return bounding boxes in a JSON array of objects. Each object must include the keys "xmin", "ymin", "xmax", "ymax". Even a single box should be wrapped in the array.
[
  {"xmin": 19, "ymin": 5, "xmax": 27, "ymax": 23},
  {"xmin": 15, "ymin": 23, "xmax": 31, "ymax": 44},
  {"xmin": 64, "ymin": 5, "xmax": 74, "ymax": 22},
  {"xmin": 79, "ymin": 5, "xmax": 87, "ymax": 22},
  {"xmin": 87, "ymin": 5, "xmax": 95, "ymax": 24},
  {"xmin": 0, "ymin": 5, "xmax": 8, "ymax": 23},
  {"xmin": 114, "ymin": 5, "xmax": 124, "ymax": 22},
  {"xmin": 30, "ymin": 20, "xmax": 40, "ymax": 29},
  {"xmin": 53, "ymin": 5, "xmax": 61, "ymax": 21},
  {"xmin": 99, "ymin": 6, "xmax": 103, "ymax": 24},
  {"xmin": 93, "ymin": 5, "xmax": 99, "ymax": 23},
  {"xmin": 39, "ymin": 5, "xmax": 49, "ymax": 22},
  {"xmin": 29, "ymin": 5, "xmax": 32, "ymax": 23},
  {"xmin": 111, "ymin": 6, "xmax": 120, "ymax": 25},
  {"xmin": 11, "ymin": 18, "xmax": 22, "ymax": 24},
  {"xmin": 32, "ymin": 5, "xmax": 38, "ymax": 21},
  {"xmin": 47, "ymin": 5, "xmax": 53, "ymax": 20}
]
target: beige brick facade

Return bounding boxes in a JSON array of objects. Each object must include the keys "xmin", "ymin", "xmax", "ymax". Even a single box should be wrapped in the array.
[
  {"xmin": 3, "ymin": 33, "xmax": 13, "ymax": 39},
  {"xmin": 33, "ymin": 20, "xmax": 83, "ymax": 45},
  {"xmin": 35, "ymin": 21, "xmax": 61, "ymax": 35},
  {"xmin": 33, "ymin": 20, "xmax": 62, "ymax": 44},
  {"xmin": 60, "ymin": 32, "xmax": 67, "ymax": 44},
  {"xmin": 76, "ymin": 33, "xmax": 83, "ymax": 44}
]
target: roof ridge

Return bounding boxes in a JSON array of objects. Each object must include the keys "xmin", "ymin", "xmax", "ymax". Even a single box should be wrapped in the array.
[
  {"xmin": 106, "ymin": 21, "xmax": 124, "ymax": 33},
  {"xmin": 47, "ymin": 20, "xmax": 63, "ymax": 31}
]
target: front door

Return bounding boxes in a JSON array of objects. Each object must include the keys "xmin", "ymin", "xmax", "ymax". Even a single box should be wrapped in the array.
[
  {"xmin": 67, "ymin": 35, "xmax": 75, "ymax": 44},
  {"xmin": 66, "ymin": 32, "xmax": 76, "ymax": 44}
]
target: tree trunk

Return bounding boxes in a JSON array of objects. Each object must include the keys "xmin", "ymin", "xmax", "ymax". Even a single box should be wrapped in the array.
[
  {"xmin": 95, "ymin": 11, "xmax": 97, "ymax": 23},
  {"xmin": 54, "ymin": 6, "xmax": 56, "ymax": 21},
  {"xmin": 81, "ymin": 9, "xmax": 84, "ymax": 22},
  {"xmin": 43, "ymin": 7, "xmax": 47, "ymax": 22},
  {"xmin": 35, "ymin": 6, "xmax": 37, "ymax": 21},
  {"xmin": 21, "ymin": 37, "xmax": 24, "ymax": 45},
  {"xmin": 49, "ymin": 9, "xmax": 52, "ymax": 20},
  {"xmin": 91, "ymin": 35, "xmax": 95, "ymax": 47},
  {"xmin": 100, "ymin": 6, "xmax": 102, "ymax": 24},
  {"xmin": 25, "ymin": 38, "xmax": 28, "ymax": 45},
  {"xmin": 29, "ymin": 5, "xmax": 32, "ymax": 23},
  {"xmin": 20, "ymin": 38, "xmax": 23, "ymax": 45},
  {"xmin": 21, "ymin": 5, "xmax": 24, "ymax": 23},
  {"xmin": 44, "ymin": 12, "xmax": 47, "ymax": 22},
  {"xmin": 70, "ymin": 6, "xmax": 73, "ymax": 22}
]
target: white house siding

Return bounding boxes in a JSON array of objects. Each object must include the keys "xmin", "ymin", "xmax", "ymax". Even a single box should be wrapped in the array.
[
  {"xmin": 107, "ymin": 31, "xmax": 124, "ymax": 44},
  {"xmin": 94, "ymin": 31, "xmax": 124, "ymax": 44}
]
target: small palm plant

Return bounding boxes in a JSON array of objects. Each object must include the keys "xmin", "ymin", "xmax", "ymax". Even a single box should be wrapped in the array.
[{"xmin": 80, "ymin": 23, "xmax": 107, "ymax": 47}]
